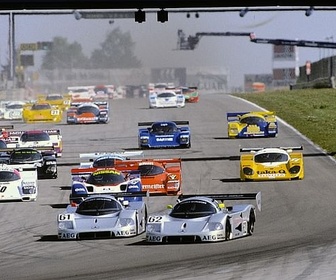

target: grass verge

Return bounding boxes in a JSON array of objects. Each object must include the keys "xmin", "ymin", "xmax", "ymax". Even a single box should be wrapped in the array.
[{"xmin": 233, "ymin": 89, "xmax": 336, "ymax": 156}]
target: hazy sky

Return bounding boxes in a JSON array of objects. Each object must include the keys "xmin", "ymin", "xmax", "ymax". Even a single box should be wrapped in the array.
[{"xmin": 1, "ymin": 8, "xmax": 335, "ymax": 88}]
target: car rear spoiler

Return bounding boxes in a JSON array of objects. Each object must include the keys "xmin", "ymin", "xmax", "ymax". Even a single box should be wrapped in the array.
[
  {"xmin": 0, "ymin": 146, "xmax": 54, "ymax": 153},
  {"xmin": 178, "ymin": 192, "xmax": 261, "ymax": 211},
  {"xmin": 227, "ymin": 111, "xmax": 275, "ymax": 121},
  {"xmin": 79, "ymin": 151, "xmax": 144, "ymax": 161},
  {"xmin": 138, "ymin": 121, "xmax": 189, "ymax": 126},
  {"xmin": 240, "ymin": 146, "xmax": 303, "ymax": 153},
  {"xmin": 0, "ymin": 125, "xmax": 14, "ymax": 130}
]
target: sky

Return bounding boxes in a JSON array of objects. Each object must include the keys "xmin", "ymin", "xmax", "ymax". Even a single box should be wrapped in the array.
[{"xmin": 1, "ymin": 7, "xmax": 336, "ymax": 88}]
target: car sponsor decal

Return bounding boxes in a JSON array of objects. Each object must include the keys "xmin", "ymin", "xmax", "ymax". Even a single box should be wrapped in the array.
[
  {"xmin": 93, "ymin": 169, "xmax": 121, "ymax": 176},
  {"xmin": 59, "ymin": 233, "xmax": 76, "ymax": 239},
  {"xmin": 142, "ymin": 184, "xmax": 165, "ymax": 190},
  {"xmin": 155, "ymin": 137, "xmax": 174, "ymax": 141},
  {"xmin": 147, "ymin": 235, "xmax": 162, "ymax": 242}
]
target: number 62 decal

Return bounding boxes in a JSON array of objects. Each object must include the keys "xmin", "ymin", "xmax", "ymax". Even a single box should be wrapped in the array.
[{"xmin": 148, "ymin": 216, "xmax": 162, "ymax": 223}]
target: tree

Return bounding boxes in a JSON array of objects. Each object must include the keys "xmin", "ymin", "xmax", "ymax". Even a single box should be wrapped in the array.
[
  {"xmin": 89, "ymin": 27, "xmax": 142, "ymax": 69},
  {"xmin": 41, "ymin": 37, "xmax": 89, "ymax": 70}
]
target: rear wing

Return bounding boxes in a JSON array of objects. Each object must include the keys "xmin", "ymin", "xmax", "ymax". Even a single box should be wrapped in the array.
[
  {"xmin": 227, "ymin": 111, "xmax": 275, "ymax": 122},
  {"xmin": 178, "ymin": 192, "xmax": 261, "ymax": 211},
  {"xmin": 115, "ymin": 158, "xmax": 182, "ymax": 171},
  {"xmin": 138, "ymin": 121, "xmax": 189, "ymax": 126},
  {"xmin": 240, "ymin": 146, "xmax": 303, "ymax": 153},
  {"xmin": 79, "ymin": 151, "xmax": 144, "ymax": 167},
  {"xmin": 0, "ymin": 146, "xmax": 54, "ymax": 153},
  {"xmin": 0, "ymin": 125, "xmax": 14, "ymax": 130}
]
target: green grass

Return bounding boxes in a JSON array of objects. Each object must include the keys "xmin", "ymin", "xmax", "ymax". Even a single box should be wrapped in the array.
[{"xmin": 233, "ymin": 89, "xmax": 336, "ymax": 155}]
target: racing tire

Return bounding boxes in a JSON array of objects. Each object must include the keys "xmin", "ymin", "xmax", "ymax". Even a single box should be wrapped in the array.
[
  {"xmin": 248, "ymin": 210, "xmax": 256, "ymax": 235},
  {"xmin": 225, "ymin": 220, "xmax": 231, "ymax": 241}
]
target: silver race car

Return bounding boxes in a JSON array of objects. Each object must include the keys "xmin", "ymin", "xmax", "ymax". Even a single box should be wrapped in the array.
[
  {"xmin": 146, "ymin": 192, "xmax": 261, "ymax": 243},
  {"xmin": 57, "ymin": 193, "xmax": 148, "ymax": 240}
]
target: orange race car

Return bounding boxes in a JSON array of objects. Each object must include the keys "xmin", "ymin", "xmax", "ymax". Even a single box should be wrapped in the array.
[{"xmin": 114, "ymin": 158, "xmax": 182, "ymax": 196}]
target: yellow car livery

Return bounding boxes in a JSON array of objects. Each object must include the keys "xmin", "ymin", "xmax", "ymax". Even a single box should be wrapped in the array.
[
  {"xmin": 240, "ymin": 146, "xmax": 304, "ymax": 181},
  {"xmin": 227, "ymin": 111, "xmax": 278, "ymax": 138}
]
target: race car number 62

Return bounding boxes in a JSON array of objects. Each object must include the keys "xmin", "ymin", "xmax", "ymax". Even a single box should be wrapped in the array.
[{"xmin": 148, "ymin": 216, "xmax": 162, "ymax": 223}]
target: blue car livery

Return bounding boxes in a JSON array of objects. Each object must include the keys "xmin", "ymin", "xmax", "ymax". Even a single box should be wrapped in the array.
[{"xmin": 138, "ymin": 121, "xmax": 191, "ymax": 149}]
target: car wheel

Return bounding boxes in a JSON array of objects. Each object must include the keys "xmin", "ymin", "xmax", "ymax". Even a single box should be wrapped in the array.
[
  {"xmin": 248, "ymin": 209, "xmax": 256, "ymax": 235},
  {"xmin": 225, "ymin": 220, "xmax": 231, "ymax": 241}
]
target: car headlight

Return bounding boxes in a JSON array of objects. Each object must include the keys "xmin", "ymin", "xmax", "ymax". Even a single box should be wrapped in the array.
[
  {"xmin": 120, "ymin": 218, "xmax": 134, "ymax": 227},
  {"xmin": 208, "ymin": 222, "xmax": 223, "ymax": 231},
  {"xmin": 289, "ymin": 166, "xmax": 301, "ymax": 174},
  {"xmin": 229, "ymin": 128, "xmax": 239, "ymax": 133},
  {"xmin": 243, "ymin": 167, "xmax": 254, "ymax": 175},
  {"xmin": 146, "ymin": 224, "xmax": 161, "ymax": 233},
  {"xmin": 140, "ymin": 137, "xmax": 149, "ymax": 144},
  {"xmin": 58, "ymin": 221, "xmax": 74, "ymax": 230}
]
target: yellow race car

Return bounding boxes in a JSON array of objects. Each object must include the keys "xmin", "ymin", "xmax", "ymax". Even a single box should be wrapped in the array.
[
  {"xmin": 37, "ymin": 93, "xmax": 72, "ymax": 111},
  {"xmin": 22, "ymin": 102, "xmax": 63, "ymax": 123},
  {"xmin": 240, "ymin": 146, "xmax": 304, "ymax": 181},
  {"xmin": 227, "ymin": 111, "xmax": 278, "ymax": 138}
]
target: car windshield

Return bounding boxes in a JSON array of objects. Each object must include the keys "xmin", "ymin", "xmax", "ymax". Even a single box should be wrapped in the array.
[
  {"xmin": 6, "ymin": 103, "xmax": 23, "ymax": 109},
  {"xmin": 240, "ymin": 116, "xmax": 265, "ymax": 125},
  {"xmin": 93, "ymin": 157, "xmax": 115, "ymax": 168},
  {"xmin": 254, "ymin": 152, "xmax": 289, "ymax": 163},
  {"xmin": 170, "ymin": 200, "xmax": 217, "ymax": 219},
  {"xmin": 157, "ymin": 92, "xmax": 175, "ymax": 98},
  {"xmin": 46, "ymin": 95, "xmax": 62, "ymax": 101},
  {"xmin": 76, "ymin": 197, "xmax": 122, "ymax": 216},
  {"xmin": 138, "ymin": 164, "xmax": 164, "ymax": 176},
  {"xmin": 10, "ymin": 150, "xmax": 42, "ymax": 162},
  {"xmin": 0, "ymin": 170, "xmax": 20, "ymax": 182},
  {"xmin": 77, "ymin": 105, "xmax": 100, "ymax": 115},
  {"xmin": 151, "ymin": 123, "xmax": 177, "ymax": 134},
  {"xmin": 21, "ymin": 132, "xmax": 50, "ymax": 142},
  {"xmin": 31, "ymin": 104, "xmax": 51, "ymax": 110},
  {"xmin": 86, "ymin": 169, "xmax": 126, "ymax": 186}
]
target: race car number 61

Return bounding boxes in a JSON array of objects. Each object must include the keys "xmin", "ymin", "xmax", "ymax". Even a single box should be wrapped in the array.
[{"xmin": 59, "ymin": 214, "xmax": 71, "ymax": 220}]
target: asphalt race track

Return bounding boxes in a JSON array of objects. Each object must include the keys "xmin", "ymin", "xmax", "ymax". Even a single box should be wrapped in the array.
[{"xmin": 1, "ymin": 93, "xmax": 336, "ymax": 280}]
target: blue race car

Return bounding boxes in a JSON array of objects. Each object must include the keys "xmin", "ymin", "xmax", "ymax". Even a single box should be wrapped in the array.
[
  {"xmin": 138, "ymin": 121, "xmax": 191, "ymax": 149},
  {"xmin": 227, "ymin": 111, "xmax": 278, "ymax": 138}
]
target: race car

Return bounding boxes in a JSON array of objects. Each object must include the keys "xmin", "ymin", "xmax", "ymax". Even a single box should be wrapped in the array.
[
  {"xmin": 92, "ymin": 85, "xmax": 115, "ymax": 100},
  {"xmin": 22, "ymin": 102, "xmax": 63, "ymax": 123},
  {"xmin": 138, "ymin": 121, "xmax": 191, "ymax": 149},
  {"xmin": 146, "ymin": 192, "xmax": 261, "ymax": 243},
  {"xmin": 5, "ymin": 129, "xmax": 63, "ymax": 157},
  {"xmin": 70, "ymin": 167, "xmax": 143, "ymax": 204},
  {"xmin": 2, "ymin": 101, "xmax": 26, "ymax": 120},
  {"xmin": 115, "ymin": 158, "xmax": 182, "ymax": 195},
  {"xmin": 37, "ymin": 93, "xmax": 72, "ymax": 111},
  {"xmin": 148, "ymin": 90, "xmax": 185, "ymax": 108},
  {"xmin": 57, "ymin": 193, "xmax": 147, "ymax": 240},
  {"xmin": 66, "ymin": 101, "xmax": 109, "ymax": 124},
  {"xmin": 0, "ymin": 163, "xmax": 38, "ymax": 202},
  {"xmin": 67, "ymin": 86, "xmax": 95, "ymax": 102},
  {"xmin": 77, "ymin": 151, "xmax": 144, "ymax": 169},
  {"xmin": 1, "ymin": 147, "xmax": 58, "ymax": 179},
  {"xmin": 227, "ymin": 111, "xmax": 278, "ymax": 138},
  {"xmin": 240, "ymin": 146, "xmax": 304, "ymax": 181},
  {"xmin": 179, "ymin": 86, "xmax": 199, "ymax": 103}
]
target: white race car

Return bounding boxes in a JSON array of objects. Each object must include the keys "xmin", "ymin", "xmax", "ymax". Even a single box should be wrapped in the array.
[
  {"xmin": 149, "ymin": 90, "xmax": 185, "ymax": 108},
  {"xmin": 0, "ymin": 164, "xmax": 38, "ymax": 202},
  {"xmin": 146, "ymin": 192, "xmax": 261, "ymax": 243},
  {"xmin": 2, "ymin": 101, "xmax": 25, "ymax": 120}
]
